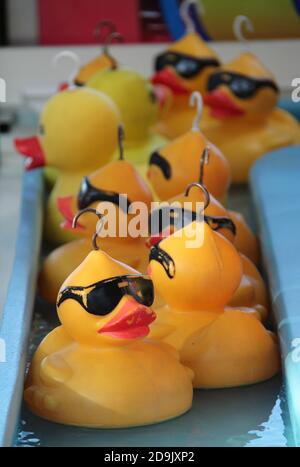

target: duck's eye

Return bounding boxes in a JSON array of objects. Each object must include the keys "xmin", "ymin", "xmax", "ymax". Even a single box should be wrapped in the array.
[{"xmin": 39, "ymin": 124, "xmax": 45, "ymax": 136}]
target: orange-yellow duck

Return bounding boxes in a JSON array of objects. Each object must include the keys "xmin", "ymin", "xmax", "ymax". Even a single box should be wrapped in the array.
[
  {"xmin": 151, "ymin": 0, "xmax": 220, "ymax": 139},
  {"xmin": 148, "ymin": 219, "xmax": 280, "ymax": 388},
  {"xmin": 39, "ymin": 127, "xmax": 153, "ymax": 303},
  {"xmin": 25, "ymin": 210, "xmax": 193, "ymax": 427}
]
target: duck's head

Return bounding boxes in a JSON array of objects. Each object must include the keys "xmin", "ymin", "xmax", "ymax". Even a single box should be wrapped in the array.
[
  {"xmin": 74, "ymin": 22, "xmax": 123, "ymax": 86},
  {"xmin": 87, "ymin": 68, "xmax": 160, "ymax": 142},
  {"xmin": 57, "ymin": 208, "xmax": 155, "ymax": 347},
  {"xmin": 204, "ymin": 52, "xmax": 279, "ymax": 119},
  {"xmin": 152, "ymin": 33, "xmax": 220, "ymax": 98},
  {"xmin": 149, "ymin": 151, "xmax": 236, "ymax": 247},
  {"xmin": 58, "ymin": 126, "xmax": 153, "ymax": 235},
  {"xmin": 148, "ymin": 93, "xmax": 231, "ymax": 200},
  {"xmin": 14, "ymin": 87, "xmax": 120, "ymax": 172},
  {"xmin": 148, "ymin": 220, "xmax": 242, "ymax": 311}
]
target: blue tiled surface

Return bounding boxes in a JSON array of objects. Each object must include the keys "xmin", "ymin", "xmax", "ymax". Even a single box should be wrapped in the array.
[{"xmin": 251, "ymin": 145, "xmax": 300, "ymax": 445}]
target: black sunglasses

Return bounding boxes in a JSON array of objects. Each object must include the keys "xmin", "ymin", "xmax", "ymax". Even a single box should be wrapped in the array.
[
  {"xmin": 155, "ymin": 52, "xmax": 220, "ymax": 79},
  {"xmin": 149, "ymin": 206, "xmax": 236, "ymax": 237},
  {"xmin": 207, "ymin": 71, "xmax": 279, "ymax": 99},
  {"xmin": 57, "ymin": 275, "xmax": 154, "ymax": 316},
  {"xmin": 77, "ymin": 176, "xmax": 132, "ymax": 212},
  {"xmin": 149, "ymin": 151, "xmax": 171, "ymax": 180},
  {"xmin": 149, "ymin": 243, "xmax": 176, "ymax": 279},
  {"xmin": 204, "ymin": 215, "xmax": 236, "ymax": 236},
  {"xmin": 149, "ymin": 206, "xmax": 195, "ymax": 235}
]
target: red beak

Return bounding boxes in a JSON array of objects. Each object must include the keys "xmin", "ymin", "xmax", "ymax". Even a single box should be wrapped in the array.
[
  {"xmin": 152, "ymin": 84, "xmax": 170, "ymax": 111},
  {"xmin": 98, "ymin": 300, "xmax": 156, "ymax": 339},
  {"xmin": 58, "ymin": 81, "xmax": 69, "ymax": 92},
  {"xmin": 57, "ymin": 196, "xmax": 84, "ymax": 231},
  {"xmin": 146, "ymin": 234, "xmax": 163, "ymax": 248},
  {"xmin": 203, "ymin": 90, "xmax": 245, "ymax": 118},
  {"xmin": 151, "ymin": 69, "xmax": 189, "ymax": 95},
  {"xmin": 14, "ymin": 136, "xmax": 45, "ymax": 170}
]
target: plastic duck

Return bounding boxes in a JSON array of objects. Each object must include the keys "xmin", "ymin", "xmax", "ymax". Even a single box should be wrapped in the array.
[
  {"xmin": 149, "ymin": 168, "xmax": 267, "ymax": 320},
  {"xmin": 148, "ymin": 219, "xmax": 280, "ymax": 388},
  {"xmin": 147, "ymin": 92, "xmax": 231, "ymax": 201},
  {"xmin": 14, "ymin": 87, "xmax": 120, "ymax": 244},
  {"xmin": 202, "ymin": 16, "xmax": 300, "ymax": 182},
  {"xmin": 149, "ymin": 146, "xmax": 259, "ymax": 263},
  {"xmin": 39, "ymin": 127, "xmax": 153, "ymax": 303},
  {"xmin": 74, "ymin": 21, "xmax": 123, "ymax": 86},
  {"xmin": 151, "ymin": 0, "xmax": 220, "ymax": 139},
  {"xmin": 25, "ymin": 209, "xmax": 193, "ymax": 427},
  {"xmin": 87, "ymin": 67, "xmax": 167, "ymax": 167}
]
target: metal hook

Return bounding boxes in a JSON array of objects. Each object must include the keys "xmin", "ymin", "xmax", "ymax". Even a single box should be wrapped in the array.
[
  {"xmin": 184, "ymin": 182, "xmax": 210, "ymax": 210},
  {"xmin": 199, "ymin": 146, "xmax": 210, "ymax": 185},
  {"xmin": 118, "ymin": 124, "xmax": 125, "ymax": 160},
  {"xmin": 72, "ymin": 208, "xmax": 103, "ymax": 250},
  {"xmin": 233, "ymin": 15, "xmax": 254, "ymax": 48},
  {"xmin": 52, "ymin": 50, "xmax": 81, "ymax": 86},
  {"xmin": 94, "ymin": 19, "xmax": 116, "ymax": 43},
  {"xmin": 180, "ymin": 0, "xmax": 196, "ymax": 34},
  {"xmin": 189, "ymin": 91, "xmax": 203, "ymax": 131},
  {"xmin": 103, "ymin": 31, "xmax": 124, "ymax": 56}
]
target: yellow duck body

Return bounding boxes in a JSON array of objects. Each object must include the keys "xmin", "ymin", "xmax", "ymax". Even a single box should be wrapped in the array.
[
  {"xmin": 151, "ymin": 32, "xmax": 220, "ymax": 140},
  {"xmin": 149, "ymin": 221, "xmax": 280, "ymax": 388},
  {"xmin": 147, "ymin": 128, "xmax": 231, "ymax": 201},
  {"xmin": 153, "ymin": 185, "xmax": 266, "ymax": 318},
  {"xmin": 166, "ymin": 184, "xmax": 260, "ymax": 264},
  {"xmin": 202, "ymin": 52, "xmax": 300, "ymax": 183},
  {"xmin": 39, "ymin": 157, "xmax": 153, "ymax": 303},
  {"xmin": 25, "ymin": 250, "xmax": 193, "ymax": 427},
  {"xmin": 15, "ymin": 88, "xmax": 121, "ymax": 244},
  {"xmin": 150, "ymin": 186, "xmax": 269, "ymax": 325},
  {"xmin": 40, "ymin": 237, "xmax": 150, "ymax": 304},
  {"xmin": 87, "ymin": 68, "xmax": 168, "ymax": 168}
]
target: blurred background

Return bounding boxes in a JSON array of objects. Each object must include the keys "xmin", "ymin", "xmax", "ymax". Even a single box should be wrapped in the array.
[
  {"xmin": 0, "ymin": 0, "xmax": 299, "ymax": 46},
  {"xmin": 0, "ymin": 0, "xmax": 299, "ymax": 108}
]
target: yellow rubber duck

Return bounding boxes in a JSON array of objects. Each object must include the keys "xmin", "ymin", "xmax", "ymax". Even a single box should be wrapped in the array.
[
  {"xmin": 25, "ymin": 209, "xmax": 193, "ymax": 428},
  {"xmin": 147, "ymin": 92, "xmax": 231, "ymax": 201},
  {"xmin": 149, "ymin": 146, "xmax": 259, "ymax": 264},
  {"xmin": 15, "ymin": 87, "xmax": 120, "ymax": 244},
  {"xmin": 202, "ymin": 16, "xmax": 300, "ymax": 182},
  {"xmin": 149, "ymin": 169, "xmax": 267, "ymax": 320},
  {"xmin": 87, "ymin": 67, "xmax": 167, "ymax": 168},
  {"xmin": 151, "ymin": 0, "xmax": 220, "ymax": 140},
  {"xmin": 148, "ymin": 219, "xmax": 280, "ymax": 388},
  {"xmin": 39, "ymin": 127, "xmax": 153, "ymax": 303}
]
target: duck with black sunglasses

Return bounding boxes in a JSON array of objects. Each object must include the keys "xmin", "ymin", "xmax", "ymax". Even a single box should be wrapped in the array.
[
  {"xmin": 149, "ymin": 147, "xmax": 259, "ymax": 263},
  {"xmin": 25, "ymin": 209, "xmax": 193, "ymax": 428},
  {"xmin": 148, "ymin": 217, "xmax": 280, "ymax": 389},
  {"xmin": 39, "ymin": 127, "xmax": 153, "ymax": 304},
  {"xmin": 148, "ymin": 92, "xmax": 231, "ymax": 202},
  {"xmin": 151, "ymin": 0, "xmax": 221, "ymax": 139},
  {"xmin": 148, "ymin": 148, "xmax": 268, "ymax": 322},
  {"xmin": 202, "ymin": 50, "xmax": 300, "ymax": 182}
]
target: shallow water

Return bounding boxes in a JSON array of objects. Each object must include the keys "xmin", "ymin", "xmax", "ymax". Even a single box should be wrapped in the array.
[
  {"xmin": 18, "ymin": 377, "xmax": 293, "ymax": 447},
  {"xmin": 17, "ymin": 307, "xmax": 294, "ymax": 447}
]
